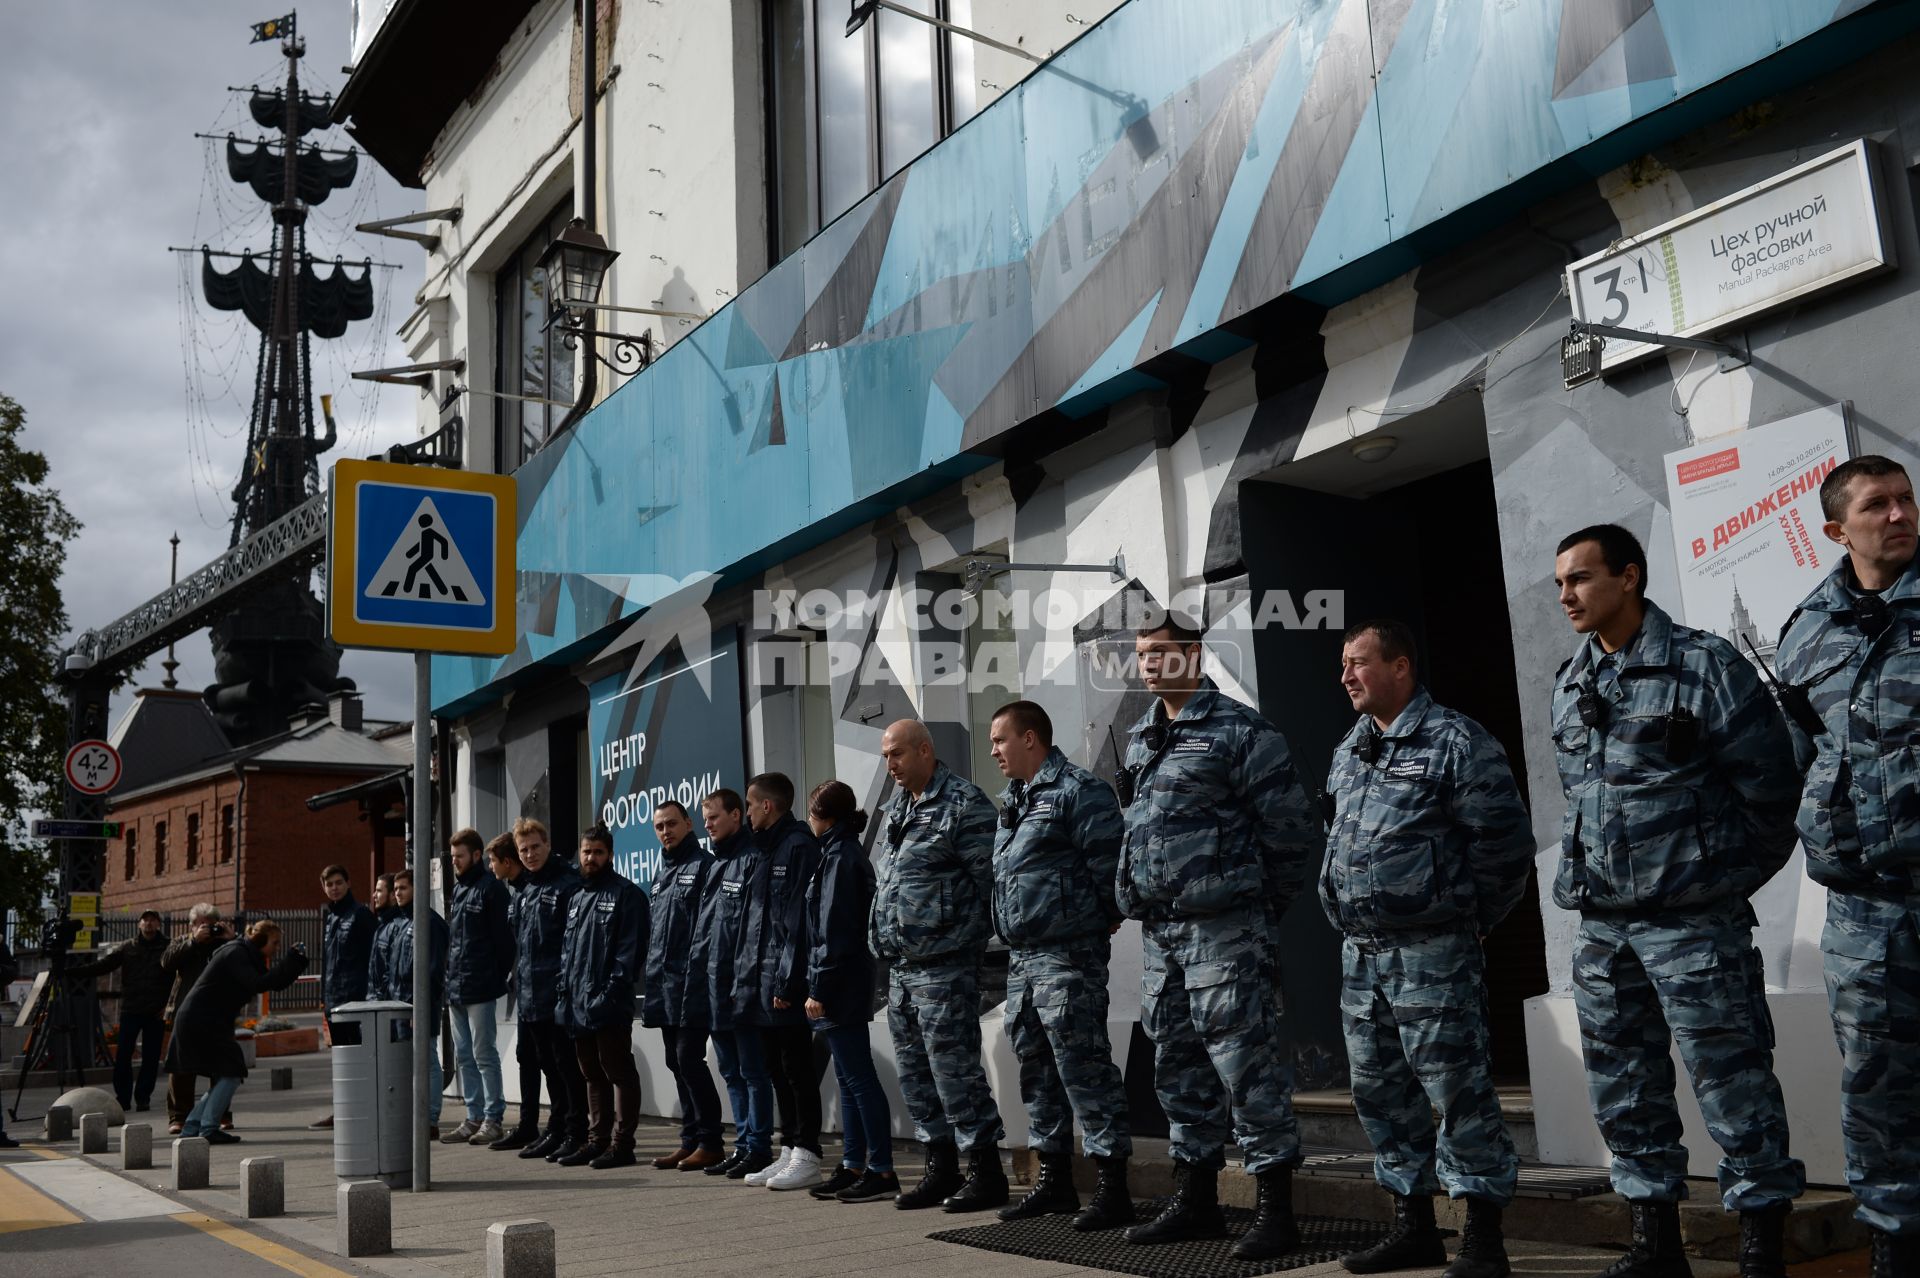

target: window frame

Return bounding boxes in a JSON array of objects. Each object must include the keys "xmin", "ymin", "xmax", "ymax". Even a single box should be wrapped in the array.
[
  {"xmin": 493, "ymin": 199, "xmax": 581, "ymax": 473},
  {"xmin": 124, "ymin": 826, "xmax": 138, "ymax": 882},
  {"xmin": 153, "ymin": 819, "xmax": 168, "ymax": 877},
  {"xmin": 186, "ymin": 810, "xmax": 202, "ymax": 870}
]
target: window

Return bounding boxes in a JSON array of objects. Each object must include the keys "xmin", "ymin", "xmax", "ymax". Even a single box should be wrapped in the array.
[
  {"xmin": 124, "ymin": 827, "xmax": 138, "ymax": 881},
  {"xmin": 220, "ymin": 804, "xmax": 235, "ymax": 863},
  {"xmin": 186, "ymin": 811, "xmax": 201, "ymax": 869},
  {"xmin": 766, "ymin": 0, "xmax": 978, "ymax": 260},
  {"xmin": 494, "ymin": 201, "xmax": 580, "ymax": 472},
  {"xmin": 153, "ymin": 820, "xmax": 168, "ymax": 876}
]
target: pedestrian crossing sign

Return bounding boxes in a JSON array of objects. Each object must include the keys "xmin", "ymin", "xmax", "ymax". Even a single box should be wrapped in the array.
[{"xmin": 327, "ymin": 459, "xmax": 517, "ymax": 655}]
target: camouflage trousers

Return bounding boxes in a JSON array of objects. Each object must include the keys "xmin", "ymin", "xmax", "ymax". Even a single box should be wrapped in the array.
[
  {"xmin": 1339, "ymin": 931, "xmax": 1517, "ymax": 1204},
  {"xmin": 1140, "ymin": 910, "xmax": 1299, "ymax": 1173},
  {"xmin": 1004, "ymin": 945, "xmax": 1131, "ymax": 1159},
  {"xmin": 888, "ymin": 957, "xmax": 1005, "ymax": 1152},
  {"xmin": 1821, "ymin": 889, "xmax": 1920, "ymax": 1234},
  {"xmin": 1573, "ymin": 911, "xmax": 1803, "ymax": 1209}
]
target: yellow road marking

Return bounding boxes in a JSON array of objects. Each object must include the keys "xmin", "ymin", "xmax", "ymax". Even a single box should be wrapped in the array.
[
  {"xmin": 0, "ymin": 1164, "xmax": 82, "ymax": 1234},
  {"xmin": 24, "ymin": 1142, "xmax": 66, "ymax": 1160},
  {"xmin": 173, "ymin": 1211, "xmax": 358, "ymax": 1277}
]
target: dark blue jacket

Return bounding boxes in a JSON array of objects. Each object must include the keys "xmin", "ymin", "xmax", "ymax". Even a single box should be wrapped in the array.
[
  {"xmin": 799, "ymin": 822, "xmax": 876, "ymax": 1029},
  {"xmin": 697, "ymin": 827, "xmax": 757, "ymax": 1030},
  {"xmin": 368, "ymin": 907, "xmax": 449, "ymax": 1021},
  {"xmin": 556, "ymin": 862, "xmax": 649, "ymax": 1036},
  {"xmin": 446, "ymin": 862, "xmax": 515, "ymax": 1005},
  {"xmin": 643, "ymin": 840, "xmax": 716, "ymax": 1029},
  {"xmin": 742, "ymin": 813, "xmax": 820, "ymax": 1027},
  {"xmin": 512, "ymin": 856, "xmax": 582, "ymax": 1024},
  {"xmin": 321, "ymin": 892, "xmax": 376, "ymax": 1009}
]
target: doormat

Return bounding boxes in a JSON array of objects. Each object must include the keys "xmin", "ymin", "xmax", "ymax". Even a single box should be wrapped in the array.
[{"xmin": 928, "ymin": 1204, "xmax": 1392, "ymax": 1277}]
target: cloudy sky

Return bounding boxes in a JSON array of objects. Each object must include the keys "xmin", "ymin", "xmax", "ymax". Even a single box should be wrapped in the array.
[{"xmin": 0, "ymin": 2, "xmax": 423, "ymax": 727}]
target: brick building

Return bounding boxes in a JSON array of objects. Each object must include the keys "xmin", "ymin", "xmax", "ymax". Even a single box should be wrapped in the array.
[{"xmin": 102, "ymin": 689, "xmax": 409, "ymax": 917}]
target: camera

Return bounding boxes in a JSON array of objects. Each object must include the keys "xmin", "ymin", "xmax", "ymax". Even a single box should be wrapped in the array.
[
  {"xmin": 290, "ymin": 941, "xmax": 308, "ymax": 957},
  {"xmin": 41, "ymin": 916, "xmax": 83, "ymax": 955}
]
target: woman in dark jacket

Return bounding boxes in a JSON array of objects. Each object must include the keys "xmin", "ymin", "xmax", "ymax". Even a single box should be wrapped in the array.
[
  {"xmin": 798, "ymin": 781, "xmax": 895, "ymax": 1203},
  {"xmin": 164, "ymin": 920, "xmax": 308, "ymax": 1142}
]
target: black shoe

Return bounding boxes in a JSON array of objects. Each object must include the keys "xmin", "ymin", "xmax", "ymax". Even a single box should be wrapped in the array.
[
  {"xmin": 1233, "ymin": 1166, "xmax": 1300, "ymax": 1260},
  {"xmin": 1735, "ymin": 1205, "xmax": 1787, "ymax": 1278},
  {"xmin": 1126, "ymin": 1161, "xmax": 1226, "ymax": 1245},
  {"xmin": 811, "ymin": 1166, "xmax": 864, "ymax": 1200},
  {"xmin": 520, "ymin": 1132, "xmax": 561, "ymax": 1160},
  {"xmin": 705, "ymin": 1147, "xmax": 746, "ymax": 1177},
  {"xmin": 590, "ymin": 1146, "xmax": 637, "ymax": 1169},
  {"xmin": 492, "ymin": 1126, "xmax": 540, "ymax": 1152},
  {"xmin": 838, "ymin": 1169, "xmax": 901, "ymax": 1203},
  {"xmin": 728, "ymin": 1149, "xmax": 775, "ymax": 1180},
  {"xmin": 1591, "ymin": 1201, "xmax": 1692, "ymax": 1278},
  {"xmin": 546, "ymin": 1139, "xmax": 587, "ymax": 1164},
  {"xmin": 1444, "ymin": 1198, "xmax": 1511, "ymax": 1278},
  {"xmin": 895, "ymin": 1140, "xmax": 962, "ymax": 1210},
  {"xmin": 943, "ymin": 1142, "xmax": 1010, "ymax": 1213},
  {"xmin": 0, "ymin": 1132, "xmax": 18, "ymax": 1149},
  {"xmin": 1073, "ymin": 1156, "xmax": 1133, "ymax": 1231},
  {"xmin": 203, "ymin": 1129, "xmax": 242, "ymax": 1146},
  {"xmin": 1000, "ymin": 1152, "xmax": 1078, "ymax": 1221},
  {"xmin": 135, "ymin": 1101, "xmax": 151, "ymax": 1113},
  {"xmin": 1871, "ymin": 1227, "xmax": 1920, "ymax": 1278},
  {"xmin": 1343, "ymin": 1193, "xmax": 1446, "ymax": 1273},
  {"xmin": 557, "ymin": 1142, "xmax": 605, "ymax": 1167}
]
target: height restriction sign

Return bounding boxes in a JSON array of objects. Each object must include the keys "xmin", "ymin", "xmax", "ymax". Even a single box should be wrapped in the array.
[{"xmin": 327, "ymin": 459, "xmax": 517, "ymax": 655}]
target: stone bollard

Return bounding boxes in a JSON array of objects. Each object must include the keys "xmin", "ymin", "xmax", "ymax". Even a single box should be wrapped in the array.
[
  {"xmin": 269, "ymin": 1067, "xmax": 293, "ymax": 1091},
  {"xmin": 45, "ymin": 1104, "xmax": 73, "ymax": 1141},
  {"xmin": 79, "ymin": 1111, "xmax": 108, "ymax": 1153},
  {"xmin": 337, "ymin": 1180, "xmax": 391, "ymax": 1257},
  {"xmin": 487, "ymin": 1220, "xmax": 557, "ymax": 1278},
  {"xmin": 241, "ymin": 1156, "xmax": 285, "ymax": 1218},
  {"xmin": 120, "ymin": 1122, "xmax": 153, "ymax": 1170},
  {"xmin": 172, "ymin": 1137, "xmax": 210, "ymax": 1190}
]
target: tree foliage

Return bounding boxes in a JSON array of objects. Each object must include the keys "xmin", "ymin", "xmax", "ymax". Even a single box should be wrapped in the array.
[{"xmin": 0, "ymin": 394, "xmax": 81, "ymax": 927}]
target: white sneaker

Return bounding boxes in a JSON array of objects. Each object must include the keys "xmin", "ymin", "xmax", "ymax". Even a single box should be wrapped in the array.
[
  {"xmin": 766, "ymin": 1146, "xmax": 821, "ymax": 1191},
  {"xmin": 744, "ymin": 1146, "xmax": 793, "ymax": 1186}
]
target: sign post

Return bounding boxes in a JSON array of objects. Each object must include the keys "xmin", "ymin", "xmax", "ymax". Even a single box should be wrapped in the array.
[{"xmin": 328, "ymin": 458, "xmax": 515, "ymax": 1192}]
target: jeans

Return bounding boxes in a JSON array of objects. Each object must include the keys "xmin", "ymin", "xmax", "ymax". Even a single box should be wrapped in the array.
[
  {"xmin": 449, "ymin": 1001, "xmax": 504, "ymax": 1123},
  {"xmin": 662, "ymin": 1025, "xmax": 724, "ymax": 1151},
  {"xmin": 184, "ymin": 1076, "xmax": 241, "ymax": 1136},
  {"xmin": 114, "ymin": 1013, "xmax": 165, "ymax": 1109},
  {"xmin": 762, "ymin": 1024, "xmax": 824, "ymax": 1155},
  {"xmin": 709, "ymin": 1029, "xmax": 774, "ymax": 1155},
  {"xmin": 573, "ymin": 1025, "xmax": 642, "ymax": 1150},
  {"xmin": 823, "ymin": 1024, "xmax": 893, "ymax": 1172}
]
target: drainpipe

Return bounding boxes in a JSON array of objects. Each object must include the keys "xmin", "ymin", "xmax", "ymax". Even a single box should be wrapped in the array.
[
  {"xmin": 557, "ymin": 0, "xmax": 599, "ymax": 434},
  {"xmin": 232, "ymin": 763, "xmax": 246, "ymax": 918}
]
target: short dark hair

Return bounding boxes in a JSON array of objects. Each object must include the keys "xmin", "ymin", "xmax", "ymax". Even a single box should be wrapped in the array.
[
  {"xmin": 991, "ymin": 699, "xmax": 1054, "ymax": 748},
  {"xmin": 580, "ymin": 823, "xmax": 615, "ymax": 851},
  {"xmin": 450, "ymin": 827, "xmax": 484, "ymax": 855},
  {"xmin": 654, "ymin": 800, "xmax": 689, "ymax": 821},
  {"xmin": 393, "ymin": 868, "xmax": 413, "ymax": 886},
  {"xmin": 483, "ymin": 834, "xmax": 519, "ymax": 865},
  {"xmin": 1557, "ymin": 524, "xmax": 1648, "ymax": 597},
  {"xmin": 704, "ymin": 788, "xmax": 744, "ymax": 815},
  {"xmin": 321, "ymin": 864, "xmax": 349, "ymax": 883},
  {"xmin": 747, "ymin": 772, "xmax": 795, "ymax": 812},
  {"xmin": 1822, "ymin": 455, "xmax": 1911, "ymax": 522},
  {"xmin": 139, "ymin": 909, "xmax": 162, "ymax": 923},
  {"xmin": 1342, "ymin": 619, "xmax": 1419, "ymax": 679},
  {"xmin": 808, "ymin": 780, "xmax": 870, "ymax": 837},
  {"xmin": 1137, "ymin": 615, "xmax": 1204, "ymax": 645},
  {"xmin": 375, "ymin": 872, "xmax": 396, "ymax": 893}
]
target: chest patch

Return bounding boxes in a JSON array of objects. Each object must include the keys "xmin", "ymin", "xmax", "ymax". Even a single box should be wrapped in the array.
[
  {"xmin": 676, "ymin": 872, "xmax": 698, "ymax": 887},
  {"xmin": 1171, "ymin": 740, "xmax": 1212, "ymax": 756},
  {"xmin": 1026, "ymin": 799, "xmax": 1058, "ymax": 820},
  {"xmin": 720, "ymin": 881, "xmax": 743, "ymax": 897},
  {"xmin": 1385, "ymin": 759, "xmax": 1428, "ymax": 781}
]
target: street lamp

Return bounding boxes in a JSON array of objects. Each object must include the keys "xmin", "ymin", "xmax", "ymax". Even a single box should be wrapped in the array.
[{"xmin": 537, "ymin": 218, "xmax": 655, "ymax": 377}]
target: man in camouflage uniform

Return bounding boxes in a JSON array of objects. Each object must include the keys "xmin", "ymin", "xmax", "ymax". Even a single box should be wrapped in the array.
[
  {"xmin": 872, "ymin": 718, "xmax": 1007, "ymax": 1212},
  {"xmin": 1776, "ymin": 457, "xmax": 1920, "ymax": 1278},
  {"xmin": 1551, "ymin": 524, "xmax": 1803, "ymax": 1278},
  {"xmin": 988, "ymin": 698, "xmax": 1133, "ymax": 1231},
  {"xmin": 1117, "ymin": 615, "xmax": 1319, "ymax": 1261},
  {"xmin": 1321, "ymin": 619, "xmax": 1533, "ymax": 1278}
]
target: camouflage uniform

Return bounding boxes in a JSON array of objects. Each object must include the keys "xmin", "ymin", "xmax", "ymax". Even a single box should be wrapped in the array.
[
  {"xmin": 1778, "ymin": 557, "xmax": 1920, "ymax": 1235},
  {"xmin": 1551, "ymin": 600, "xmax": 1804, "ymax": 1210},
  {"xmin": 871, "ymin": 761, "xmax": 1004, "ymax": 1152},
  {"xmin": 994, "ymin": 746, "xmax": 1130, "ymax": 1159},
  {"xmin": 1116, "ymin": 677, "xmax": 1318, "ymax": 1174},
  {"xmin": 1320, "ymin": 689, "xmax": 1533, "ymax": 1204}
]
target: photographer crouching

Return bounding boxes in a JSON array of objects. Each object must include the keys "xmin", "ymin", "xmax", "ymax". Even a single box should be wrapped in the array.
[
  {"xmin": 161, "ymin": 905, "xmax": 232, "ymax": 1135},
  {"xmin": 163, "ymin": 918, "xmax": 307, "ymax": 1141}
]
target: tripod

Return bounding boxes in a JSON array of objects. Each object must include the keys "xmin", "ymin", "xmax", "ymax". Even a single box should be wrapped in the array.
[{"xmin": 6, "ymin": 953, "xmax": 109, "ymax": 1122}]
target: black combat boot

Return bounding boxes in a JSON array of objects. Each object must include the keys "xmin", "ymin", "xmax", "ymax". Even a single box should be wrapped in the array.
[
  {"xmin": 1870, "ymin": 1226, "xmax": 1919, "ymax": 1278},
  {"xmin": 1737, "ymin": 1204, "xmax": 1788, "ymax": 1278},
  {"xmin": 894, "ymin": 1139, "xmax": 962, "ymax": 1210},
  {"xmin": 1592, "ymin": 1201, "xmax": 1691, "ymax": 1278},
  {"xmin": 1125, "ymin": 1160, "xmax": 1227, "ymax": 1245},
  {"xmin": 1342, "ymin": 1192, "xmax": 1446, "ymax": 1273},
  {"xmin": 944, "ymin": 1142, "xmax": 1011, "ymax": 1212},
  {"xmin": 1233, "ymin": 1166, "xmax": 1301, "ymax": 1260},
  {"xmin": 999, "ymin": 1151, "xmax": 1078, "ymax": 1221},
  {"xmin": 1072, "ymin": 1156, "xmax": 1134, "ymax": 1232},
  {"xmin": 1443, "ymin": 1198, "xmax": 1511, "ymax": 1278}
]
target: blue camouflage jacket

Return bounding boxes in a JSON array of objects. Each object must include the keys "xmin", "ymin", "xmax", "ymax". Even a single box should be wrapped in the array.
[
  {"xmin": 1116, "ymin": 679, "xmax": 1318, "ymax": 923},
  {"xmin": 1777, "ymin": 556, "xmax": 1920, "ymax": 892},
  {"xmin": 556, "ymin": 863, "xmax": 650, "ymax": 1035},
  {"xmin": 870, "ymin": 762, "xmax": 997, "ymax": 962},
  {"xmin": 992, "ymin": 746, "xmax": 1124, "ymax": 948},
  {"xmin": 643, "ymin": 840, "xmax": 717, "ymax": 1028},
  {"xmin": 1319, "ymin": 689, "xmax": 1534, "ymax": 941},
  {"xmin": 511, "ymin": 856, "xmax": 582, "ymax": 1024},
  {"xmin": 697, "ymin": 826, "xmax": 758, "ymax": 1029},
  {"xmin": 1550, "ymin": 600, "xmax": 1798, "ymax": 912}
]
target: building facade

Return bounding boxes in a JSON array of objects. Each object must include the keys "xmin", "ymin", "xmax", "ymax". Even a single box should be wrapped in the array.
[{"xmin": 339, "ymin": 0, "xmax": 1920, "ymax": 1179}]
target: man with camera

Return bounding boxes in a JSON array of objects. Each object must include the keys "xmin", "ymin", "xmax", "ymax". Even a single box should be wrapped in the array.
[{"xmin": 162, "ymin": 904, "xmax": 232, "ymax": 1135}]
